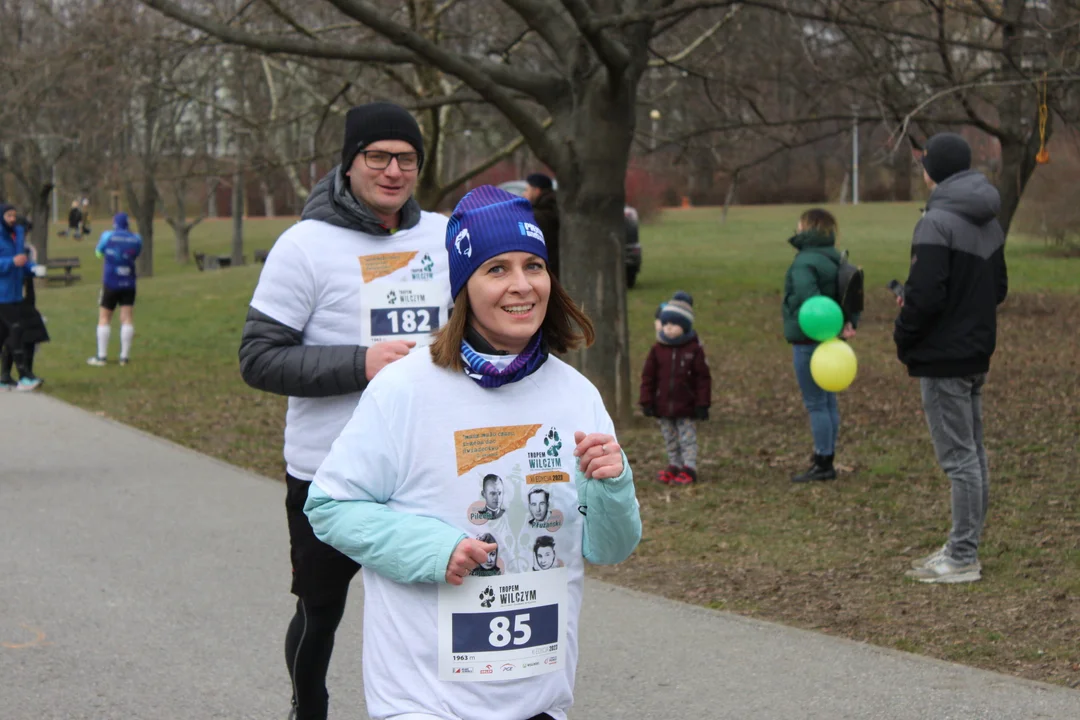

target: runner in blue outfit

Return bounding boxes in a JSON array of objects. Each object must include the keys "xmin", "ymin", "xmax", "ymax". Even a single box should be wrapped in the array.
[{"xmin": 87, "ymin": 213, "xmax": 142, "ymax": 367}]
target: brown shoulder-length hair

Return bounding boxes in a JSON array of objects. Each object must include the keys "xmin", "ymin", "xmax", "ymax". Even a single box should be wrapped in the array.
[
  {"xmin": 799, "ymin": 208, "xmax": 838, "ymax": 236},
  {"xmin": 430, "ymin": 272, "xmax": 595, "ymax": 372}
]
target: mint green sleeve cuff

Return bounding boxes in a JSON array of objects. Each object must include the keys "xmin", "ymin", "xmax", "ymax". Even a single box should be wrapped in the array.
[
  {"xmin": 577, "ymin": 451, "xmax": 642, "ymax": 565},
  {"xmin": 305, "ymin": 482, "xmax": 468, "ymax": 584},
  {"xmin": 95, "ymin": 250, "xmax": 104, "ymax": 260}
]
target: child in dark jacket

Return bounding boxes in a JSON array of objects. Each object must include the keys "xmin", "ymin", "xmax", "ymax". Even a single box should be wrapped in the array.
[{"xmin": 640, "ymin": 294, "xmax": 712, "ymax": 484}]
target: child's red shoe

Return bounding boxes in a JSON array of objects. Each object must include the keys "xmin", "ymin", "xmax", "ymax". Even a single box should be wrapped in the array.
[
  {"xmin": 657, "ymin": 465, "xmax": 679, "ymax": 484},
  {"xmin": 672, "ymin": 467, "xmax": 697, "ymax": 485}
]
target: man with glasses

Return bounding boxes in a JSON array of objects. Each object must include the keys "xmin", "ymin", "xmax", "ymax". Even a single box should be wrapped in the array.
[{"xmin": 239, "ymin": 101, "xmax": 451, "ymax": 720}]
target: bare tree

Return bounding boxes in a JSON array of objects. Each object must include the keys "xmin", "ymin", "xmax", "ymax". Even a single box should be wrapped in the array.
[{"xmin": 138, "ymin": 0, "xmax": 716, "ymax": 419}]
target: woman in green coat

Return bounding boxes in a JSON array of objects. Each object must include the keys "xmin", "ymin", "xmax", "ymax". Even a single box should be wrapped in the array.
[{"xmin": 782, "ymin": 209, "xmax": 855, "ymax": 483}]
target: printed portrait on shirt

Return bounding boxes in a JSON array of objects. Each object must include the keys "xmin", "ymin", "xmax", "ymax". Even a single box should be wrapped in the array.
[
  {"xmin": 532, "ymin": 535, "xmax": 563, "ymax": 571},
  {"xmin": 470, "ymin": 532, "xmax": 504, "ymax": 577}
]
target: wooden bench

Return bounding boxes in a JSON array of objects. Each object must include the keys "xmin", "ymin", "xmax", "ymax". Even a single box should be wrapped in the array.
[
  {"xmin": 194, "ymin": 252, "xmax": 244, "ymax": 271},
  {"xmin": 44, "ymin": 257, "xmax": 81, "ymax": 286}
]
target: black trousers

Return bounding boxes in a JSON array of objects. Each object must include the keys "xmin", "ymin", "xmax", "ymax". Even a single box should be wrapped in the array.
[
  {"xmin": 284, "ymin": 474, "xmax": 361, "ymax": 720},
  {"xmin": 0, "ymin": 303, "xmax": 32, "ymax": 379}
]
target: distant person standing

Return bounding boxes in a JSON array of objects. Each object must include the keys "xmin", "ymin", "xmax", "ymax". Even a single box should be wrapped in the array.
[
  {"xmin": 87, "ymin": 213, "xmax": 142, "ymax": 367},
  {"xmin": 897, "ymin": 132, "xmax": 1007, "ymax": 584},
  {"xmin": 0, "ymin": 203, "xmax": 45, "ymax": 390},
  {"xmin": 80, "ymin": 198, "xmax": 92, "ymax": 237},
  {"xmin": 67, "ymin": 200, "xmax": 83, "ymax": 240},
  {"xmin": 524, "ymin": 173, "xmax": 560, "ymax": 278},
  {"xmin": 0, "ymin": 231, "xmax": 50, "ymax": 389}
]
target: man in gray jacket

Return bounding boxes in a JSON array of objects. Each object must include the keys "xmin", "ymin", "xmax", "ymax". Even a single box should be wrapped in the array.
[
  {"xmin": 239, "ymin": 102, "xmax": 450, "ymax": 720},
  {"xmin": 897, "ymin": 132, "xmax": 1008, "ymax": 585}
]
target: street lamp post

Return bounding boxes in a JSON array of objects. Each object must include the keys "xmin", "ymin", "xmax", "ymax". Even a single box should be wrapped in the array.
[{"xmin": 649, "ymin": 109, "xmax": 661, "ymax": 151}]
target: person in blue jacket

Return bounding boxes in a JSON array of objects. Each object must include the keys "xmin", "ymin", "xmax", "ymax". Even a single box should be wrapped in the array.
[
  {"xmin": 0, "ymin": 204, "xmax": 45, "ymax": 391},
  {"xmin": 87, "ymin": 213, "xmax": 142, "ymax": 367},
  {"xmin": 305, "ymin": 186, "xmax": 641, "ymax": 720}
]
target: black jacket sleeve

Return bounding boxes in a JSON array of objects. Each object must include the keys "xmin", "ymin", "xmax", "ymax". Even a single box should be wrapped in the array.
[
  {"xmin": 993, "ymin": 245, "xmax": 1008, "ymax": 305},
  {"xmin": 895, "ymin": 217, "xmax": 951, "ymax": 356},
  {"xmin": 238, "ymin": 306, "xmax": 369, "ymax": 398}
]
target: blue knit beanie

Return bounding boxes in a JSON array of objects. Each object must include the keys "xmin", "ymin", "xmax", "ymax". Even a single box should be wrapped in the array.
[
  {"xmin": 114, "ymin": 212, "xmax": 129, "ymax": 230},
  {"xmin": 659, "ymin": 299, "xmax": 694, "ymax": 334},
  {"xmin": 672, "ymin": 290, "xmax": 693, "ymax": 306},
  {"xmin": 446, "ymin": 185, "xmax": 549, "ymax": 299}
]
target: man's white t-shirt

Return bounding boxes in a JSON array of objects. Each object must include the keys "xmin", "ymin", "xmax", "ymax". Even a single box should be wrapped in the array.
[
  {"xmin": 313, "ymin": 349, "xmax": 618, "ymax": 720},
  {"xmin": 250, "ymin": 213, "xmax": 450, "ymax": 480}
]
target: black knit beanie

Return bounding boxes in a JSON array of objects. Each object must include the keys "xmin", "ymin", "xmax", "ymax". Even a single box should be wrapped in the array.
[
  {"xmin": 922, "ymin": 133, "xmax": 971, "ymax": 184},
  {"xmin": 526, "ymin": 173, "xmax": 553, "ymax": 191},
  {"xmin": 340, "ymin": 102, "xmax": 425, "ymax": 173}
]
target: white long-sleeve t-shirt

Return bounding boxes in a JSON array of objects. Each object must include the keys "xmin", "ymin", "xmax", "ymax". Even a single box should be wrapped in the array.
[{"xmin": 309, "ymin": 348, "xmax": 641, "ymax": 720}]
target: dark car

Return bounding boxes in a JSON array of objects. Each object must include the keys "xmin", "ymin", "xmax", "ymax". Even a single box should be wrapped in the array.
[{"xmin": 497, "ymin": 180, "xmax": 642, "ymax": 289}]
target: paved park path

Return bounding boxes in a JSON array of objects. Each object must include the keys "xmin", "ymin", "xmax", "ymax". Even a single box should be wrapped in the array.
[{"xmin": 2, "ymin": 392, "xmax": 1077, "ymax": 719}]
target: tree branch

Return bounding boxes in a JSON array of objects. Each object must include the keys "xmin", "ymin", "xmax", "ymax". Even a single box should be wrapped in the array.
[
  {"xmin": 590, "ymin": 0, "xmax": 1027, "ymax": 53},
  {"xmin": 434, "ymin": 119, "xmax": 554, "ymax": 206},
  {"xmin": 139, "ymin": 0, "xmax": 565, "ymax": 100},
  {"xmin": 648, "ymin": 5, "xmax": 740, "ymax": 67},
  {"xmin": 259, "ymin": 0, "xmax": 318, "ymax": 39},
  {"xmin": 558, "ymin": 0, "xmax": 631, "ymax": 74},
  {"xmin": 320, "ymin": 0, "xmax": 560, "ymax": 160},
  {"xmin": 502, "ymin": 0, "xmax": 577, "ymax": 58}
]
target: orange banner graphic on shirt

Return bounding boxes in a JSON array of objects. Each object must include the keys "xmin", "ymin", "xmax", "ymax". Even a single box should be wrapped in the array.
[
  {"xmin": 454, "ymin": 425, "xmax": 542, "ymax": 476},
  {"xmin": 359, "ymin": 252, "xmax": 418, "ymax": 283}
]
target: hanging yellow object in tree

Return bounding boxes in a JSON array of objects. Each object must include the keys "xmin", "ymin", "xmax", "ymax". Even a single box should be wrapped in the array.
[{"xmin": 1036, "ymin": 72, "xmax": 1050, "ymax": 164}]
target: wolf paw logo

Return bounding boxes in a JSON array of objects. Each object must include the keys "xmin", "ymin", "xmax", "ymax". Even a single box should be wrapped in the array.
[
  {"xmin": 479, "ymin": 586, "xmax": 495, "ymax": 608},
  {"xmin": 386, "ymin": 290, "xmax": 398, "ymax": 305},
  {"xmin": 421, "ymin": 253, "xmax": 434, "ymax": 272},
  {"xmin": 544, "ymin": 428, "xmax": 562, "ymax": 457}
]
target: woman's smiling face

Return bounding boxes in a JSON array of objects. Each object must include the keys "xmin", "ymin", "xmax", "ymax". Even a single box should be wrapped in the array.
[{"xmin": 466, "ymin": 252, "xmax": 550, "ymax": 354}]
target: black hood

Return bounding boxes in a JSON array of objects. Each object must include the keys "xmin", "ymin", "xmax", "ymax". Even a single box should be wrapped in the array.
[{"xmin": 927, "ymin": 170, "xmax": 1000, "ymax": 226}]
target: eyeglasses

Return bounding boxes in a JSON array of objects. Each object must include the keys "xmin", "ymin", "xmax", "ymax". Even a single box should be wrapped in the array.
[{"xmin": 358, "ymin": 150, "xmax": 421, "ymax": 172}]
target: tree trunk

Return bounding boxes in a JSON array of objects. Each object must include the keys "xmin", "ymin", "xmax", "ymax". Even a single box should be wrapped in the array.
[
  {"xmin": 892, "ymin": 148, "xmax": 912, "ymax": 202},
  {"xmin": 550, "ymin": 72, "xmax": 637, "ymax": 425},
  {"xmin": 996, "ymin": 119, "xmax": 1050, "ymax": 236},
  {"xmin": 207, "ymin": 177, "xmax": 219, "ymax": 218},
  {"xmin": 231, "ymin": 170, "xmax": 244, "ymax": 266},
  {"xmin": 261, "ymin": 178, "xmax": 275, "ymax": 218},
  {"xmin": 30, "ymin": 182, "xmax": 53, "ymax": 263},
  {"xmin": 722, "ymin": 172, "xmax": 739, "ymax": 224},
  {"xmin": 172, "ymin": 183, "xmax": 192, "ymax": 264},
  {"xmin": 128, "ymin": 174, "xmax": 156, "ymax": 278}
]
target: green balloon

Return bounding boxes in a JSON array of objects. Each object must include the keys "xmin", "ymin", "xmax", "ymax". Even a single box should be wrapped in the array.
[{"xmin": 798, "ymin": 296, "xmax": 844, "ymax": 341}]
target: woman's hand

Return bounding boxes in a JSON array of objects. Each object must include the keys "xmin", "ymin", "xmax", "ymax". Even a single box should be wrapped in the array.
[
  {"xmin": 445, "ymin": 538, "xmax": 497, "ymax": 586},
  {"xmin": 573, "ymin": 431, "xmax": 624, "ymax": 480},
  {"xmin": 841, "ymin": 322, "xmax": 856, "ymax": 339}
]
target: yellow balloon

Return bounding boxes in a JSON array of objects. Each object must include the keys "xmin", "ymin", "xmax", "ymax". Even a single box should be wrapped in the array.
[{"xmin": 810, "ymin": 339, "xmax": 858, "ymax": 392}]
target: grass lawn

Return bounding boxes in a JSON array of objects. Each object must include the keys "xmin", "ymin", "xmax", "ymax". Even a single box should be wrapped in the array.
[{"xmin": 31, "ymin": 206, "xmax": 1080, "ymax": 689}]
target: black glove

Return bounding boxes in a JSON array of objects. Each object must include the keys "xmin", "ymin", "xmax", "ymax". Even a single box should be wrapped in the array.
[
  {"xmin": 642, "ymin": 405, "xmax": 656, "ymax": 418},
  {"xmin": 694, "ymin": 406, "xmax": 709, "ymax": 421}
]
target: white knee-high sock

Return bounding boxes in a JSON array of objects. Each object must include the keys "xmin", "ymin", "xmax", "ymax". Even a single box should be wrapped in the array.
[
  {"xmin": 120, "ymin": 324, "xmax": 135, "ymax": 360},
  {"xmin": 96, "ymin": 325, "xmax": 111, "ymax": 359}
]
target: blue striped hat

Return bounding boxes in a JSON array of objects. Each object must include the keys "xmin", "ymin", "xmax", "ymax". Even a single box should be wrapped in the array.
[{"xmin": 445, "ymin": 185, "xmax": 549, "ymax": 299}]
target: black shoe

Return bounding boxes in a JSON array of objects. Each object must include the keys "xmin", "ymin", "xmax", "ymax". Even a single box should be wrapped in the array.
[{"xmin": 792, "ymin": 454, "xmax": 837, "ymax": 483}]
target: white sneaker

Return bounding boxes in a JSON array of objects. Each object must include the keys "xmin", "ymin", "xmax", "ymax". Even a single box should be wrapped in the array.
[
  {"xmin": 905, "ymin": 555, "xmax": 981, "ymax": 584},
  {"xmin": 15, "ymin": 377, "xmax": 43, "ymax": 392},
  {"xmin": 87, "ymin": 356, "xmax": 107, "ymax": 367},
  {"xmin": 911, "ymin": 545, "xmax": 948, "ymax": 569}
]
